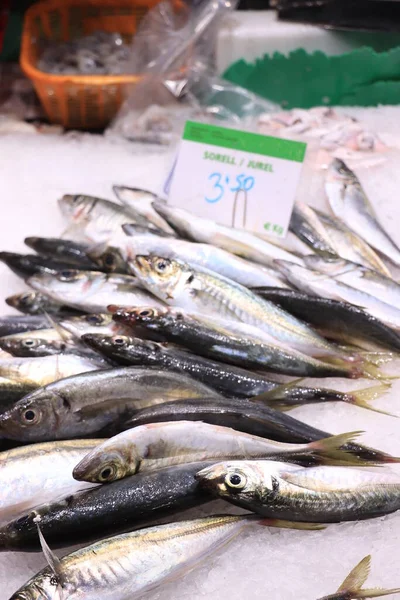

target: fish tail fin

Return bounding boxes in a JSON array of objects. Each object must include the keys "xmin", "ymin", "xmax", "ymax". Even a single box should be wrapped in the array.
[
  {"xmin": 308, "ymin": 431, "xmax": 369, "ymax": 465},
  {"xmin": 349, "ymin": 383, "xmax": 397, "ymax": 417},
  {"xmin": 357, "ymin": 588, "xmax": 400, "ymax": 598},
  {"xmin": 335, "ymin": 555, "xmax": 400, "ymax": 598},
  {"xmin": 359, "ymin": 351, "xmax": 396, "ymax": 366},
  {"xmin": 337, "ymin": 555, "xmax": 371, "ymax": 594},
  {"xmin": 257, "ymin": 518, "xmax": 324, "ymax": 531},
  {"xmin": 358, "ymin": 361, "xmax": 392, "ymax": 380},
  {"xmin": 318, "ymin": 556, "xmax": 400, "ymax": 599}
]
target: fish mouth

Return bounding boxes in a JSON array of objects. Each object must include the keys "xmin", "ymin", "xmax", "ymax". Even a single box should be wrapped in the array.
[
  {"xmin": 273, "ymin": 259, "xmax": 295, "ymax": 278},
  {"xmin": 5, "ymin": 295, "xmax": 18, "ymax": 308},
  {"xmin": 133, "ymin": 255, "xmax": 152, "ymax": 276},
  {"xmin": 152, "ymin": 200, "xmax": 168, "ymax": 218},
  {"xmin": 24, "ymin": 237, "xmax": 40, "ymax": 251},
  {"xmin": 122, "ymin": 223, "xmax": 138, "ymax": 236},
  {"xmin": 26, "ymin": 274, "xmax": 47, "ymax": 294},
  {"xmin": 112, "ymin": 184, "xmax": 124, "ymax": 199},
  {"xmin": 107, "ymin": 304, "xmax": 120, "ymax": 315},
  {"xmin": 0, "ymin": 252, "xmax": 21, "ymax": 267},
  {"xmin": 81, "ymin": 333, "xmax": 105, "ymax": 351},
  {"xmin": 108, "ymin": 306, "xmax": 132, "ymax": 327},
  {"xmin": 58, "ymin": 194, "xmax": 74, "ymax": 216},
  {"xmin": 195, "ymin": 465, "xmax": 225, "ymax": 489},
  {"xmin": 72, "ymin": 455, "xmax": 93, "ymax": 481}
]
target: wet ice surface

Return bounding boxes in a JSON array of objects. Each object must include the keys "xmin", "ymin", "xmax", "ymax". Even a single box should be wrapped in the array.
[{"xmin": 1, "ymin": 109, "xmax": 400, "ymax": 598}]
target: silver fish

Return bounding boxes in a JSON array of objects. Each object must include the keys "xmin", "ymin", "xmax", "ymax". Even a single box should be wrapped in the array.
[
  {"xmin": 58, "ymin": 194, "xmax": 146, "ymax": 243},
  {"xmin": 276, "ymin": 260, "xmax": 400, "ymax": 330},
  {"xmin": 197, "ymin": 460, "xmax": 400, "ymax": 522},
  {"xmin": 0, "ymin": 354, "xmax": 101, "ymax": 388},
  {"xmin": 152, "ymin": 201, "xmax": 304, "ymax": 267},
  {"xmin": 0, "ymin": 368, "xmax": 222, "ymax": 442},
  {"xmin": 28, "ymin": 269, "xmax": 163, "ymax": 313},
  {"xmin": 304, "ymin": 255, "xmax": 400, "ymax": 310},
  {"xmin": 326, "ymin": 159, "xmax": 400, "ymax": 265},
  {"xmin": 315, "ymin": 209, "xmax": 391, "ymax": 277},
  {"xmin": 5, "ymin": 291, "xmax": 72, "ymax": 316},
  {"xmin": 109, "ymin": 229, "xmax": 291, "ymax": 289},
  {"xmin": 59, "ymin": 313, "xmax": 131, "ymax": 339},
  {"xmin": 72, "ymin": 421, "xmax": 359, "ymax": 484},
  {"xmin": 9, "ymin": 515, "xmax": 311, "ymax": 600},
  {"xmin": 112, "ymin": 185, "xmax": 174, "ymax": 233},
  {"xmin": 0, "ymin": 440, "xmax": 102, "ymax": 523},
  {"xmin": 111, "ymin": 305, "xmax": 365, "ymax": 378},
  {"xmin": 290, "ymin": 202, "xmax": 338, "ymax": 257},
  {"xmin": 131, "ymin": 255, "xmax": 350, "ymax": 359},
  {"xmin": 0, "ymin": 328, "xmax": 73, "ymax": 358}
]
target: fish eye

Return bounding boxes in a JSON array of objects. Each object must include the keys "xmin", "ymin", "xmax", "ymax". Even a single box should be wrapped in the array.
[
  {"xmin": 139, "ymin": 309, "xmax": 153, "ymax": 317},
  {"xmin": 98, "ymin": 464, "xmax": 117, "ymax": 482},
  {"xmin": 22, "ymin": 339, "xmax": 37, "ymax": 348},
  {"xmin": 112, "ymin": 336, "xmax": 127, "ymax": 346},
  {"xmin": 58, "ymin": 269, "xmax": 79, "ymax": 282},
  {"xmin": 154, "ymin": 259, "xmax": 170, "ymax": 273},
  {"xmin": 225, "ymin": 472, "xmax": 246, "ymax": 490},
  {"xmin": 21, "ymin": 408, "xmax": 40, "ymax": 425},
  {"xmin": 86, "ymin": 314, "xmax": 104, "ymax": 325},
  {"xmin": 103, "ymin": 253, "xmax": 116, "ymax": 267}
]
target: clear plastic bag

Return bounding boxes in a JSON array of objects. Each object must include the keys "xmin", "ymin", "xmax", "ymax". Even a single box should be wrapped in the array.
[{"xmin": 108, "ymin": 0, "xmax": 278, "ymax": 144}]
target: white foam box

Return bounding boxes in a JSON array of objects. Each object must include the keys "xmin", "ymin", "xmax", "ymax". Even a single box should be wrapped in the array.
[{"xmin": 1, "ymin": 117, "xmax": 400, "ymax": 598}]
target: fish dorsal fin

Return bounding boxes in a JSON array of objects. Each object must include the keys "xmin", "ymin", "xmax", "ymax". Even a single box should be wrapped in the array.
[
  {"xmin": 34, "ymin": 516, "xmax": 65, "ymax": 595},
  {"xmin": 337, "ymin": 554, "xmax": 371, "ymax": 593}
]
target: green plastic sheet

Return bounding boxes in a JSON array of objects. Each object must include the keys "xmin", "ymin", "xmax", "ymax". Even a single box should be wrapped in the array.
[{"xmin": 223, "ymin": 47, "xmax": 400, "ymax": 109}]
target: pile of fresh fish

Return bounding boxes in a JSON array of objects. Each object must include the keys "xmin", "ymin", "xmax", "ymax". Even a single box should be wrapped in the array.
[
  {"xmin": 257, "ymin": 107, "xmax": 388, "ymax": 156},
  {"xmin": 2, "ymin": 157, "xmax": 400, "ymax": 599},
  {"xmin": 37, "ymin": 31, "xmax": 130, "ymax": 75}
]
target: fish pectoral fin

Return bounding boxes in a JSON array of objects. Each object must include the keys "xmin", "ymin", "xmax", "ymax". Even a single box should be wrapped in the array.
[
  {"xmin": 337, "ymin": 554, "xmax": 371, "ymax": 593},
  {"xmin": 257, "ymin": 518, "xmax": 325, "ymax": 531},
  {"xmin": 213, "ymin": 232, "xmax": 252, "ymax": 257},
  {"xmin": 44, "ymin": 312, "xmax": 72, "ymax": 345},
  {"xmin": 73, "ymin": 397, "xmax": 132, "ymax": 417},
  {"xmin": 249, "ymin": 379, "xmax": 305, "ymax": 403},
  {"xmin": 60, "ymin": 222, "xmax": 88, "ymax": 241},
  {"xmin": 35, "ymin": 516, "xmax": 65, "ymax": 589}
]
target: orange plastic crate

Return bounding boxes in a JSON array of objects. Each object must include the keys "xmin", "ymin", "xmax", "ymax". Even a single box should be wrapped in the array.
[{"xmin": 20, "ymin": 0, "xmax": 162, "ymax": 129}]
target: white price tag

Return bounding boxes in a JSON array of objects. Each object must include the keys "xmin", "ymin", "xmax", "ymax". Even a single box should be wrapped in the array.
[{"xmin": 167, "ymin": 121, "xmax": 307, "ymax": 238}]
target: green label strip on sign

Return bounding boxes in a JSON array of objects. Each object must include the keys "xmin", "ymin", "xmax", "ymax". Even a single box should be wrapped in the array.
[{"xmin": 182, "ymin": 121, "xmax": 307, "ymax": 163}]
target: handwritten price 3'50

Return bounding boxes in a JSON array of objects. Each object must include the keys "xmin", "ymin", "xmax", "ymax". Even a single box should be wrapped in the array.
[{"xmin": 205, "ymin": 172, "xmax": 255, "ymax": 204}]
